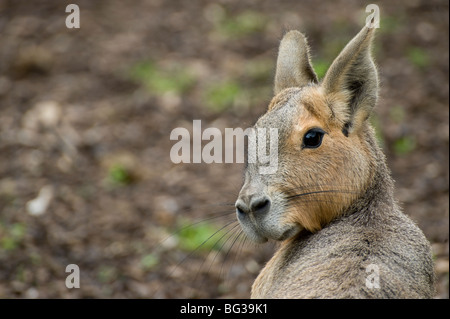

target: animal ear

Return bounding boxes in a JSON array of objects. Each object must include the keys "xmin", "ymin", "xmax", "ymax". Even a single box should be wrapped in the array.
[
  {"xmin": 322, "ymin": 25, "xmax": 378, "ymax": 135},
  {"xmin": 274, "ymin": 31, "xmax": 318, "ymax": 95}
]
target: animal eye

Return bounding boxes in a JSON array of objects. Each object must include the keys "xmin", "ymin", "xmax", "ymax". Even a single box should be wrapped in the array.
[{"xmin": 303, "ymin": 128, "xmax": 325, "ymax": 149}]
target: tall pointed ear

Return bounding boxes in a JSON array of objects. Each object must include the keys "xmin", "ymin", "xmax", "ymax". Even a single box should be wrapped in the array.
[
  {"xmin": 322, "ymin": 25, "xmax": 378, "ymax": 135},
  {"xmin": 274, "ymin": 31, "xmax": 318, "ymax": 95}
]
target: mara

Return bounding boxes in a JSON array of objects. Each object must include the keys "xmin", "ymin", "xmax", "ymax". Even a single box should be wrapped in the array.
[{"xmin": 234, "ymin": 23, "xmax": 435, "ymax": 298}]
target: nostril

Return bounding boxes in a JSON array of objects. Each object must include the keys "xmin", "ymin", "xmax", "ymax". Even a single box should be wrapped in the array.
[
  {"xmin": 251, "ymin": 197, "xmax": 271, "ymax": 214},
  {"xmin": 236, "ymin": 195, "xmax": 270, "ymax": 216},
  {"xmin": 235, "ymin": 201, "xmax": 249, "ymax": 216}
]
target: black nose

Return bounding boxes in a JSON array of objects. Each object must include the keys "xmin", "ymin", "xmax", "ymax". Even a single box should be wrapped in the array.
[
  {"xmin": 250, "ymin": 196, "xmax": 271, "ymax": 213},
  {"xmin": 236, "ymin": 195, "xmax": 271, "ymax": 216}
]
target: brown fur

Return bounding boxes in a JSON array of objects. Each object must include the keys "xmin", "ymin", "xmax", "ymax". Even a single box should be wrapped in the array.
[{"xmin": 235, "ymin": 25, "xmax": 435, "ymax": 298}]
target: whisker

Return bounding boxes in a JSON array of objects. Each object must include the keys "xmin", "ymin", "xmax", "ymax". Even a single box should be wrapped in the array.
[
  {"xmin": 223, "ymin": 231, "xmax": 248, "ymax": 284},
  {"xmin": 194, "ymin": 222, "xmax": 241, "ymax": 292},
  {"xmin": 219, "ymin": 229, "xmax": 244, "ymax": 281},
  {"xmin": 233, "ymin": 231, "xmax": 248, "ymax": 267},
  {"xmin": 285, "ymin": 196, "xmax": 357, "ymax": 204},
  {"xmin": 283, "ymin": 182, "xmax": 358, "ymax": 192},
  {"xmin": 153, "ymin": 210, "xmax": 236, "ymax": 251},
  {"xmin": 282, "ymin": 183, "xmax": 359, "ymax": 196},
  {"xmin": 196, "ymin": 222, "xmax": 240, "ymax": 280},
  {"xmin": 159, "ymin": 218, "xmax": 237, "ymax": 283},
  {"xmin": 286, "ymin": 189, "xmax": 359, "ymax": 200}
]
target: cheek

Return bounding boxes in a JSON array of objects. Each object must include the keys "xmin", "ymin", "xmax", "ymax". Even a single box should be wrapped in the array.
[
  {"xmin": 282, "ymin": 134, "xmax": 370, "ymax": 185},
  {"xmin": 341, "ymin": 137, "xmax": 370, "ymax": 171},
  {"xmin": 325, "ymin": 137, "xmax": 372, "ymax": 195},
  {"xmin": 271, "ymin": 134, "xmax": 371, "ymax": 232}
]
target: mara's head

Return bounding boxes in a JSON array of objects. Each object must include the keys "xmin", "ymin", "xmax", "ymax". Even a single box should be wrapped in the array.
[{"xmin": 236, "ymin": 25, "xmax": 381, "ymax": 243}]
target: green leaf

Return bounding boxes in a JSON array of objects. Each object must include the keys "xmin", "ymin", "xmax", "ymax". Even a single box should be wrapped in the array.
[
  {"xmin": 217, "ymin": 11, "xmax": 267, "ymax": 38},
  {"xmin": 141, "ymin": 254, "xmax": 159, "ymax": 270},
  {"xmin": 394, "ymin": 136, "xmax": 416, "ymax": 155},
  {"xmin": 129, "ymin": 61, "xmax": 195, "ymax": 95},
  {"xmin": 407, "ymin": 47, "xmax": 430, "ymax": 69},
  {"xmin": 312, "ymin": 59, "xmax": 330, "ymax": 80},
  {"xmin": 204, "ymin": 81, "xmax": 241, "ymax": 112},
  {"xmin": 108, "ymin": 164, "xmax": 132, "ymax": 186},
  {"xmin": 176, "ymin": 221, "xmax": 223, "ymax": 252}
]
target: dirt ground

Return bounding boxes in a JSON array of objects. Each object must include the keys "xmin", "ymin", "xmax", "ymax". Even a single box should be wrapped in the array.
[{"xmin": 0, "ymin": 0, "xmax": 448, "ymax": 299}]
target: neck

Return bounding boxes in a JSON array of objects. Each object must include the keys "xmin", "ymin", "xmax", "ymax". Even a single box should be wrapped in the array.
[{"xmin": 343, "ymin": 131, "xmax": 397, "ymax": 224}]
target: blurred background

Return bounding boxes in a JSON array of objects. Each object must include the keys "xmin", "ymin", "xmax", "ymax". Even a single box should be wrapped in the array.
[{"xmin": 0, "ymin": 0, "xmax": 448, "ymax": 298}]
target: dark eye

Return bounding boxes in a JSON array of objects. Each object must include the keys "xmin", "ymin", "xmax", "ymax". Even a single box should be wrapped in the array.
[{"xmin": 303, "ymin": 128, "xmax": 325, "ymax": 149}]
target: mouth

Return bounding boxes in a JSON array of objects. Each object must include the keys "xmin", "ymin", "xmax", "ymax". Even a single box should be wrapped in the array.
[
  {"xmin": 236, "ymin": 211, "xmax": 268, "ymax": 243},
  {"xmin": 236, "ymin": 209, "xmax": 301, "ymax": 243},
  {"xmin": 277, "ymin": 225, "xmax": 302, "ymax": 241}
]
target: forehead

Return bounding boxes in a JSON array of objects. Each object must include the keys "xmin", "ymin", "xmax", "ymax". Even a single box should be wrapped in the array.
[{"xmin": 255, "ymin": 86, "xmax": 331, "ymax": 132}]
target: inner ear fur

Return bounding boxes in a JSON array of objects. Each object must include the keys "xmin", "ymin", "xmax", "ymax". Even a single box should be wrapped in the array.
[
  {"xmin": 322, "ymin": 26, "xmax": 379, "ymax": 134},
  {"xmin": 274, "ymin": 31, "xmax": 318, "ymax": 95}
]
